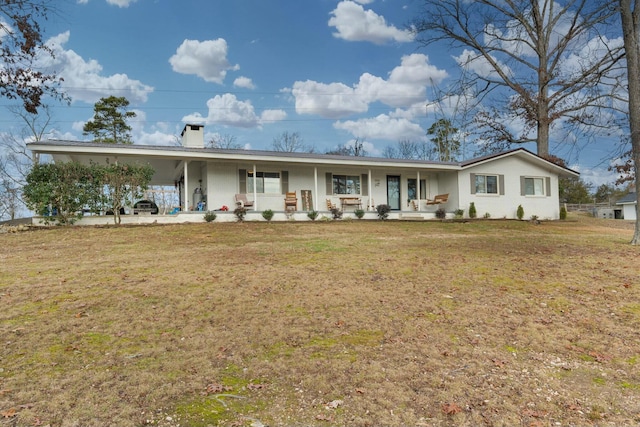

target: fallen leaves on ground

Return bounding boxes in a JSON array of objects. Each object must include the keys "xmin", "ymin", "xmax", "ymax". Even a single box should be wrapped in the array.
[{"xmin": 441, "ymin": 402, "xmax": 462, "ymax": 415}]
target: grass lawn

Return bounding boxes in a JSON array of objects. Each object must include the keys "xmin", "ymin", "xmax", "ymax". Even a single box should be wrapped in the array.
[{"xmin": 1, "ymin": 214, "xmax": 640, "ymax": 427}]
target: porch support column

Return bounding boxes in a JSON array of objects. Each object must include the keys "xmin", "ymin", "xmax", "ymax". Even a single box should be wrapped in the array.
[
  {"xmin": 368, "ymin": 169, "xmax": 373, "ymax": 210},
  {"xmin": 417, "ymin": 171, "xmax": 421, "ymax": 212},
  {"xmin": 252, "ymin": 164, "xmax": 257, "ymax": 211},
  {"xmin": 314, "ymin": 167, "xmax": 318, "ymax": 211},
  {"xmin": 184, "ymin": 161, "xmax": 189, "ymax": 211}
]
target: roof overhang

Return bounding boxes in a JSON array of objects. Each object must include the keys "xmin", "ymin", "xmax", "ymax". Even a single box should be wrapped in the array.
[
  {"xmin": 460, "ymin": 148, "xmax": 580, "ymax": 178},
  {"xmin": 27, "ymin": 140, "xmax": 463, "ymax": 186}
]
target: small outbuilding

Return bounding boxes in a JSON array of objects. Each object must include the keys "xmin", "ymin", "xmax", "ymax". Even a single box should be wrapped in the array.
[{"xmin": 616, "ymin": 192, "xmax": 638, "ymax": 221}]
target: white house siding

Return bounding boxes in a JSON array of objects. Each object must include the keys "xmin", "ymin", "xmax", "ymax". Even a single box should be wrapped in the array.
[
  {"xmin": 459, "ymin": 156, "xmax": 561, "ymax": 220},
  {"xmin": 622, "ymin": 204, "xmax": 637, "ymax": 221},
  {"xmin": 206, "ymin": 162, "xmax": 238, "ymax": 211}
]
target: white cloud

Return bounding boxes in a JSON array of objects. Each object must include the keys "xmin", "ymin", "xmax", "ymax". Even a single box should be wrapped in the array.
[
  {"xmin": 260, "ymin": 109, "xmax": 287, "ymax": 123},
  {"xmin": 358, "ymin": 54, "xmax": 447, "ymax": 107},
  {"xmin": 289, "ymin": 54, "xmax": 447, "ymax": 118},
  {"xmin": 169, "ymin": 39, "xmax": 239, "ymax": 84},
  {"xmin": 334, "ymin": 114, "xmax": 424, "ymax": 140},
  {"xmin": 77, "ymin": 0, "xmax": 137, "ymax": 6},
  {"xmin": 42, "ymin": 31, "xmax": 154, "ymax": 104},
  {"xmin": 571, "ymin": 164, "xmax": 618, "ymax": 187},
  {"xmin": 291, "ymin": 80, "xmax": 368, "ymax": 118},
  {"xmin": 135, "ymin": 130, "xmax": 179, "ymax": 146},
  {"xmin": 182, "ymin": 94, "xmax": 286, "ymax": 128},
  {"xmin": 107, "ymin": 0, "xmax": 137, "ymax": 7},
  {"xmin": 233, "ymin": 76, "xmax": 255, "ymax": 89},
  {"xmin": 329, "ymin": 0, "xmax": 413, "ymax": 44}
]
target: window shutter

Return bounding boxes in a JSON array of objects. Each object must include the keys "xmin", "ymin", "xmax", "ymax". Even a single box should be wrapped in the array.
[
  {"xmin": 545, "ymin": 177, "xmax": 551, "ymax": 197},
  {"xmin": 239, "ymin": 169, "xmax": 247, "ymax": 194},
  {"xmin": 499, "ymin": 175, "xmax": 505, "ymax": 195},
  {"xmin": 520, "ymin": 176, "xmax": 526, "ymax": 196},
  {"xmin": 326, "ymin": 173, "xmax": 333, "ymax": 195},
  {"xmin": 281, "ymin": 171, "xmax": 289, "ymax": 194},
  {"xmin": 470, "ymin": 173, "xmax": 476, "ymax": 194},
  {"xmin": 361, "ymin": 174, "xmax": 368, "ymax": 196}
]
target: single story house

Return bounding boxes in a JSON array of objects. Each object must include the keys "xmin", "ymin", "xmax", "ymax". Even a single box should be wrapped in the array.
[
  {"xmin": 26, "ymin": 124, "xmax": 579, "ymax": 222},
  {"xmin": 616, "ymin": 192, "xmax": 638, "ymax": 221}
]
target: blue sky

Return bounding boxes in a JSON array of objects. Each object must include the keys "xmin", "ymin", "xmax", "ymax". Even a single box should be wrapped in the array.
[{"xmin": 0, "ymin": 0, "xmax": 625, "ymax": 187}]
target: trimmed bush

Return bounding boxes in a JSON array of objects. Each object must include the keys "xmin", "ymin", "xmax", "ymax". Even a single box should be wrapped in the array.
[
  {"xmin": 262, "ymin": 209, "xmax": 274, "ymax": 221},
  {"xmin": 468, "ymin": 202, "xmax": 477, "ymax": 219},
  {"xmin": 307, "ymin": 210, "xmax": 319, "ymax": 221},
  {"xmin": 435, "ymin": 208, "xmax": 446, "ymax": 219},
  {"xmin": 517, "ymin": 204, "xmax": 524, "ymax": 220},
  {"xmin": 354, "ymin": 209, "xmax": 365, "ymax": 219},
  {"xmin": 560, "ymin": 205, "xmax": 567, "ymax": 220},
  {"xmin": 203, "ymin": 211, "xmax": 217, "ymax": 222}
]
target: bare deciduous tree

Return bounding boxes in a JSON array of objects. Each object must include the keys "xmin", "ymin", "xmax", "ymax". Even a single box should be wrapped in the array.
[
  {"xmin": 618, "ymin": 0, "xmax": 640, "ymax": 244},
  {"xmin": 326, "ymin": 138, "xmax": 367, "ymax": 156},
  {"xmin": 412, "ymin": 0, "xmax": 624, "ymax": 157},
  {"xmin": 0, "ymin": 105, "xmax": 53, "ymax": 220},
  {"xmin": 208, "ymin": 133, "xmax": 242, "ymax": 149},
  {"xmin": 271, "ymin": 131, "xmax": 313, "ymax": 153}
]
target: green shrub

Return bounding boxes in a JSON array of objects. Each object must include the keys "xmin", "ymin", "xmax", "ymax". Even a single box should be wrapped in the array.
[
  {"xmin": 435, "ymin": 208, "xmax": 446, "ymax": 219},
  {"xmin": 203, "ymin": 211, "xmax": 217, "ymax": 222},
  {"xmin": 262, "ymin": 209, "xmax": 274, "ymax": 221},
  {"xmin": 454, "ymin": 208, "xmax": 464, "ymax": 218},
  {"xmin": 354, "ymin": 209, "xmax": 365, "ymax": 219},
  {"xmin": 234, "ymin": 206, "xmax": 247, "ymax": 222},
  {"xmin": 307, "ymin": 210, "xmax": 319, "ymax": 221},
  {"xmin": 468, "ymin": 202, "xmax": 477, "ymax": 218},
  {"xmin": 483, "ymin": 212, "xmax": 491, "ymax": 219},
  {"xmin": 560, "ymin": 205, "xmax": 567, "ymax": 220},
  {"xmin": 517, "ymin": 204, "xmax": 524, "ymax": 220},
  {"xmin": 375, "ymin": 204, "xmax": 391, "ymax": 220}
]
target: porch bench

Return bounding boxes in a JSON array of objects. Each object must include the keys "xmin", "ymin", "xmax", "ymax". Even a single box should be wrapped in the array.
[
  {"xmin": 426, "ymin": 193, "xmax": 449, "ymax": 206},
  {"xmin": 340, "ymin": 197, "xmax": 362, "ymax": 210}
]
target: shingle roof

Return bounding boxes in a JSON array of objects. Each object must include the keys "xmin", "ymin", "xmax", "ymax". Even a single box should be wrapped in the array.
[{"xmin": 616, "ymin": 193, "xmax": 637, "ymax": 204}]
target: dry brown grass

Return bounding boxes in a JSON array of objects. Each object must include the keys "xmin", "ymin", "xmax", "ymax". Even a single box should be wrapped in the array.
[{"xmin": 1, "ymin": 214, "xmax": 640, "ymax": 427}]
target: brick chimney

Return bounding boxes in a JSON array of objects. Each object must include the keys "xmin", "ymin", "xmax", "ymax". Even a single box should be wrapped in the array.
[{"xmin": 181, "ymin": 124, "xmax": 204, "ymax": 148}]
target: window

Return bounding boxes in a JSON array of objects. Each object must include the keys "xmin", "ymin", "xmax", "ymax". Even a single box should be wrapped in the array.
[
  {"xmin": 247, "ymin": 171, "xmax": 281, "ymax": 193},
  {"xmin": 475, "ymin": 174, "xmax": 498, "ymax": 194},
  {"xmin": 332, "ymin": 175, "xmax": 360, "ymax": 195},
  {"xmin": 524, "ymin": 177, "xmax": 545, "ymax": 196},
  {"xmin": 408, "ymin": 179, "xmax": 427, "ymax": 201}
]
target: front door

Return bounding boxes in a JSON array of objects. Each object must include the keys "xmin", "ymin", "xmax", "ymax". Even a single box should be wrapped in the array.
[{"xmin": 387, "ymin": 175, "xmax": 401, "ymax": 210}]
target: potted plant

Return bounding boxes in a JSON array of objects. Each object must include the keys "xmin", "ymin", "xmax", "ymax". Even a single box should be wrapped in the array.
[
  {"xmin": 376, "ymin": 204, "xmax": 391, "ymax": 220},
  {"xmin": 234, "ymin": 206, "xmax": 247, "ymax": 222}
]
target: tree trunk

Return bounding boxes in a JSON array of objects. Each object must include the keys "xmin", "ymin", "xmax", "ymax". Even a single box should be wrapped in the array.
[
  {"xmin": 619, "ymin": 0, "xmax": 640, "ymax": 244},
  {"xmin": 537, "ymin": 119, "xmax": 550, "ymax": 157}
]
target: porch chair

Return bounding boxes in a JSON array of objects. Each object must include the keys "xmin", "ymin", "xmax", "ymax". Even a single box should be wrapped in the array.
[
  {"xmin": 326, "ymin": 199, "xmax": 336, "ymax": 210},
  {"xmin": 284, "ymin": 191, "xmax": 298, "ymax": 210},
  {"xmin": 235, "ymin": 193, "xmax": 254, "ymax": 209}
]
